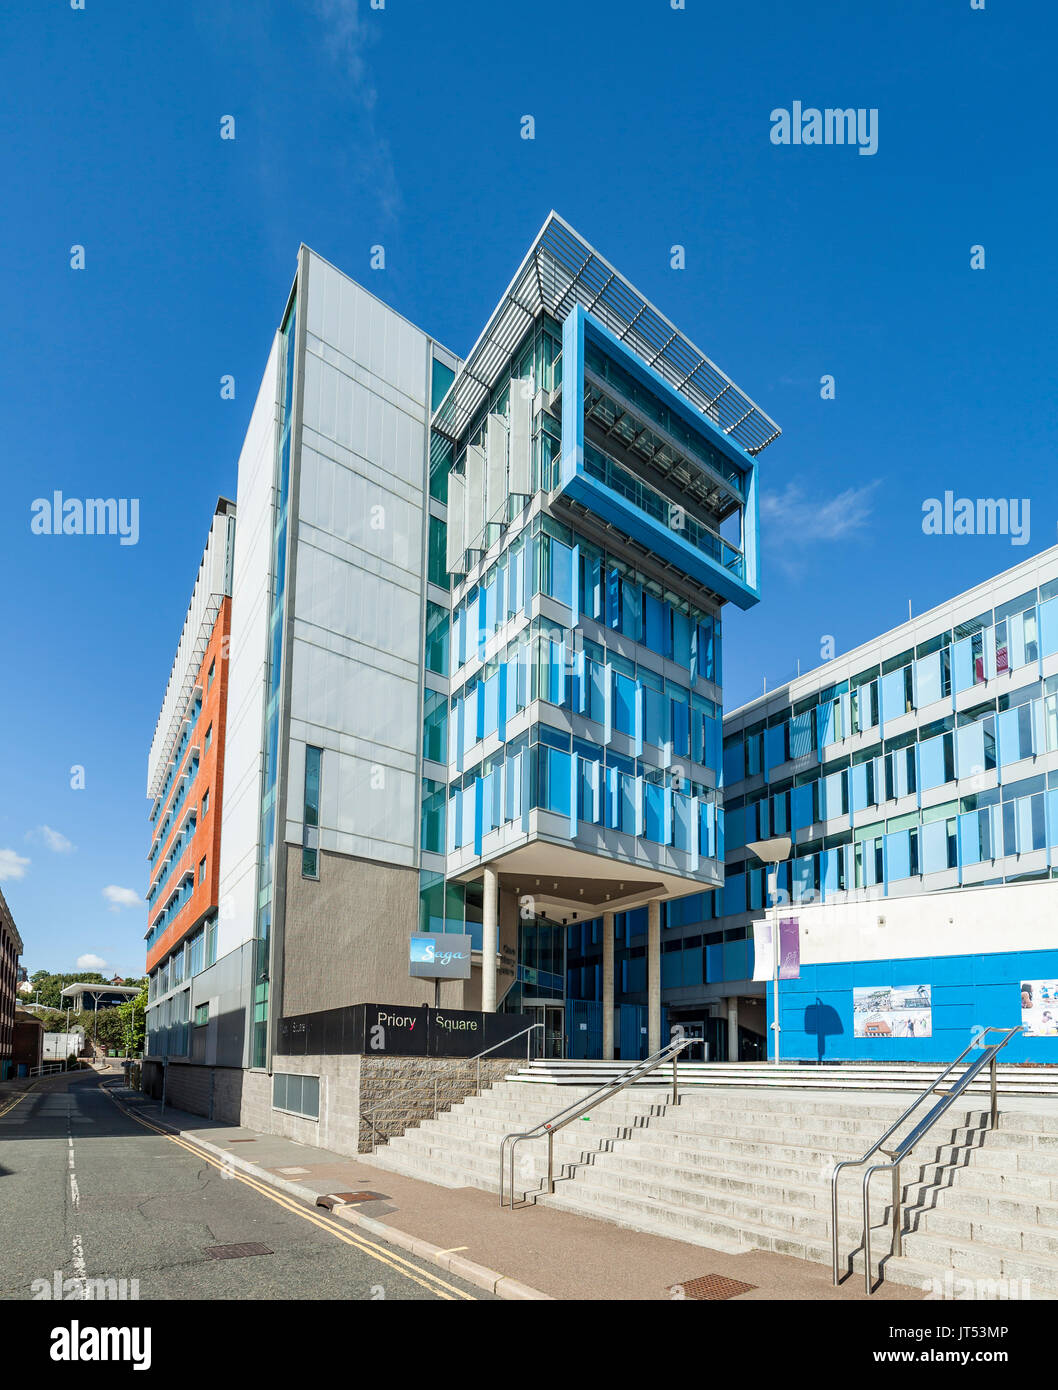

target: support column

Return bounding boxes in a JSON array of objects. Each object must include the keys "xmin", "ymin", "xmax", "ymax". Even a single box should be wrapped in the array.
[
  {"xmin": 727, "ymin": 996, "xmax": 739, "ymax": 1063},
  {"xmin": 481, "ymin": 866, "xmax": 499, "ymax": 1013},
  {"xmin": 601, "ymin": 910, "xmax": 615, "ymax": 1060},
  {"xmin": 647, "ymin": 897, "xmax": 662, "ymax": 1055}
]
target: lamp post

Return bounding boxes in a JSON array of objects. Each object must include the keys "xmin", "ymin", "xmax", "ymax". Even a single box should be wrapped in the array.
[{"xmin": 747, "ymin": 837, "xmax": 792, "ymax": 1065}]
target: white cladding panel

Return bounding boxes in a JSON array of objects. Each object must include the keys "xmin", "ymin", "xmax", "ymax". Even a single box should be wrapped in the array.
[
  {"xmin": 216, "ymin": 334, "xmax": 281, "ymax": 960},
  {"xmin": 509, "ymin": 379, "xmax": 532, "ymax": 494},
  {"xmin": 486, "ymin": 413, "xmax": 507, "ymax": 526},
  {"xmin": 286, "ymin": 251, "xmax": 430, "ymax": 868},
  {"xmin": 464, "ymin": 444, "xmax": 485, "ymax": 550},
  {"xmin": 446, "ymin": 471, "xmax": 466, "ymax": 572},
  {"xmin": 790, "ymin": 878, "xmax": 1058, "ymax": 966}
]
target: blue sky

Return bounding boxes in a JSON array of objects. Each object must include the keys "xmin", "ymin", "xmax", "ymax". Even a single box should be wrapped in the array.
[{"xmin": 1, "ymin": 0, "xmax": 1054, "ymax": 976}]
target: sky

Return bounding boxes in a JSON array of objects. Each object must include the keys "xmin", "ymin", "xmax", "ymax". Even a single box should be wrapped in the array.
[{"xmin": 1, "ymin": 0, "xmax": 1054, "ymax": 977}]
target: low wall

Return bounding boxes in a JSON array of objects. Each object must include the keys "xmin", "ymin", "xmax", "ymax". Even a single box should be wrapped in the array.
[{"xmin": 138, "ymin": 1053, "xmax": 523, "ymax": 1157}]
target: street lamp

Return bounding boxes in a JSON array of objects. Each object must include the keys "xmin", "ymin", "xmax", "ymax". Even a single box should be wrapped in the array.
[{"xmin": 747, "ymin": 836, "xmax": 792, "ymax": 1065}]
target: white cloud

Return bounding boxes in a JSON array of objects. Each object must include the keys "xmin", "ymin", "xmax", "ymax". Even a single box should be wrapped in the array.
[
  {"xmin": 0, "ymin": 849, "xmax": 30, "ymax": 882},
  {"xmin": 313, "ymin": 0, "xmax": 401, "ymax": 222},
  {"xmin": 761, "ymin": 480, "xmax": 879, "ymax": 541},
  {"xmin": 103, "ymin": 885, "xmax": 140, "ymax": 911},
  {"xmin": 77, "ymin": 954, "xmax": 108, "ymax": 972},
  {"xmin": 30, "ymin": 825, "xmax": 75, "ymax": 853}
]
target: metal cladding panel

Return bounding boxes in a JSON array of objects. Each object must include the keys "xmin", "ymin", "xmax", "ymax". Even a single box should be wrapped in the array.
[
  {"xmin": 446, "ymin": 470, "xmax": 466, "ymax": 571},
  {"xmin": 464, "ymin": 444, "xmax": 485, "ymax": 550},
  {"xmin": 486, "ymin": 413, "xmax": 507, "ymax": 524},
  {"xmin": 509, "ymin": 380, "xmax": 532, "ymax": 493}
]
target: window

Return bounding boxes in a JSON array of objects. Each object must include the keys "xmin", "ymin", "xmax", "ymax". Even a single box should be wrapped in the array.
[
  {"xmin": 207, "ymin": 658, "xmax": 215, "ymax": 690},
  {"xmin": 198, "ymin": 856, "xmax": 207, "ymax": 884},
  {"xmin": 302, "ymin": 746, "xmax": 322, "ymax": 877},
  {"xmin": 193, "ymin": 1002, "xmax": 209, "ymax": 1027},
  {"xmin": 201, "ymin": 788, "xmax": 210, "ymax": 816},
  {"xmin": 205, "ymin": 723, "xmax": 213, "ymax": 750},
  {"xmin": 272, "ymin": 1072, "xmax": 320, "ymax": 1120}
]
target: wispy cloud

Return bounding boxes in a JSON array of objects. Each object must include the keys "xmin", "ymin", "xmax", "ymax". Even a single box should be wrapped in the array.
[
  {"xmin": 29, "ymin": 825, "xmax": 75, "ymax": 854},
  {"xmin": 761, "ymin": 479, "xmax": 879, "ymax": 542},
  {"xmin": 103, "ymin": 885, "xmax": 140, "ymax": 912},
  {"xmin": 313, "ymin": 0, "xmax": 402, "ymax": 223},
  {"xmin": 0, "ymin": 849, "xmax": 30, "ymax": 882},
  {"xmin": 77, "ymin": 953, "xmax": 108, "ymax": 972}
]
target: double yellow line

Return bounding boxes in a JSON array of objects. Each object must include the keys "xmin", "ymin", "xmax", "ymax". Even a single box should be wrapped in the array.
[
  {"xmin": 0, "ymin": 1078, "xmax": 42, "ymax": 1118},
  {"xmin": 100, "ymin": 1081, "xmax": 476, "ymax": 1301}
]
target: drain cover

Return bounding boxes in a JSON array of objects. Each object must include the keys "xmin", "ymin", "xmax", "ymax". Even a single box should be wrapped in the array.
[
  {"xmin": 204, "ymin": 1243, "xmax": 274, "ymax": 1260},
  {"xmin": 667, "ymin": 1274, "xmax": 757, "ymax": 1301},
  {"xmin": 226, "ymin": 1138, "xmax": 257, "ymax": 1143},
  {"xmin": 316, "ymin": 1190, "xmax": 389, "ymax": 1210}
]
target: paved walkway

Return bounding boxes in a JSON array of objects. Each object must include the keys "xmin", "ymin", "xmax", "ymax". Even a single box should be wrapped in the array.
[{"xmin": 108, "ymin": 1082, "xmax": 924, "ymax": 1301}]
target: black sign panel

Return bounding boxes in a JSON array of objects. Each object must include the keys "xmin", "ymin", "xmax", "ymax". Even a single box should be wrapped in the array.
[
  {"xmin": 429, "ymin": 1009, "xmax": 485, "ymax": 1057},
  {"xmin": 275, "ymin": 1003, "xmax": 531, "ymax": 1059},
  {"xmin": 363, "ymin": 1004, "xmax": 429, "ymax": 1056}
]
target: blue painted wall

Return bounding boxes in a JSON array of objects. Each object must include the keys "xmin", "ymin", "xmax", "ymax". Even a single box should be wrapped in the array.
[{"xmin": 768, "ymin": 947, "xmax": 1058, "ymax": 1063}]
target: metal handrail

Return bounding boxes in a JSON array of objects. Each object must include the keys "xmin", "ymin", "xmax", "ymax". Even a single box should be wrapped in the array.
[
  {"xmin": 830, "ymin": 1026, "xmax": 1022, "ymax": 1293},
  {"xmin": 362, "ymin": 1023, "xmax": 545, "ymax": 1148},
  {"xmin": 499, "ymin": 1038, "xmax": 691, "ymax": 1208}
]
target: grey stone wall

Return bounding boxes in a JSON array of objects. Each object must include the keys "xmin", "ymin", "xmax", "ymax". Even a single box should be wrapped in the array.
[
  {"xmin": 357, "ymin": 1055, "xmax": 521, "ymax": 1154},
  {"xmin": 136, "ymin": 1052, "xmax": 523, "ymax": 1159}
]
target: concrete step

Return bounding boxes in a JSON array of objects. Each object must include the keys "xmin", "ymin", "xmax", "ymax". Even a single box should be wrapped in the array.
[{"xmin": 511, "ymin": 1062, "xmax": 1058, "ymax": 1098}]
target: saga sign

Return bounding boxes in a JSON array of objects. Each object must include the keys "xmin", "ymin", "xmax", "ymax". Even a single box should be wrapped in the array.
[{"xmin": 409, "ymin": 933, "xmax": 472, "ymax": 980}]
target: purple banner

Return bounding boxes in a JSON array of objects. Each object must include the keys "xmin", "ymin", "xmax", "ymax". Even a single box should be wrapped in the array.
[{"xmin": 778, "ymin": 917, "xmax": 800, "ymax": 980}]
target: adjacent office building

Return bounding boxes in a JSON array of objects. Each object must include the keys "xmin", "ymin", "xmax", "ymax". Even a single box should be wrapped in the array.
[
  {"xmin": 565, "ymin": 545, "xmax": 1058, "ymax": 1064},
  {"xmin": 143, "ymin": 214, "xmax": 778, "ymax": 1130}
]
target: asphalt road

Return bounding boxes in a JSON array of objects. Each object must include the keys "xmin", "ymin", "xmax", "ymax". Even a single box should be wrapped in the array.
[{"xmin": 0, "ymin": 1070, "xmax": 487, "ymax": 1301}]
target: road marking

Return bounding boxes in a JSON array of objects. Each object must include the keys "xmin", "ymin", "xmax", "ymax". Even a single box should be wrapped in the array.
[
  {"xmin": 71, "ymin": 1233, "xmax": 88, "ymax": 1300},
  {"xmin": 0, "ymin": 1080, "xmax": 41, "ymax": 1119},
  {"xmin": 437, "ymin": 1245, "xmax": 469, "ymax": 1254},
  {"xmin": 100, "ymin": 1082, "xmax": 476, "ymax": 1301}
]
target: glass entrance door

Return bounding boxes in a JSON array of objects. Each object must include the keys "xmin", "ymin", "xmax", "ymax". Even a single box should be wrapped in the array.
[{"xmin": 526, "ymin": 1004, "xmax": 565, "ymax": 1058}]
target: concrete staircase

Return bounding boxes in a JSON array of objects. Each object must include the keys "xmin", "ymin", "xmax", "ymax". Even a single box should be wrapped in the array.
[
  {"xmin": 510, "ymin": 1058, "xmax": 1058, "ymax": 1098},
  {"xmin": 364, "ymin": 1078, "xmax": 1058, "ymax": 1296}
]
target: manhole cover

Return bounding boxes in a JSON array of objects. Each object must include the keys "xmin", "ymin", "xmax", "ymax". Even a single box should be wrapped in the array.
[
  {"xmin": 316, "ymin": 1190, "xmax": 389, "ymax": 1210},
  {"xmin": 204, "ymin": 1243, "xmax": 274, "ymax": 1260},
  {"xmin": 667, "ymin": 1274, "xmax": 757, "ymax": 1301}
]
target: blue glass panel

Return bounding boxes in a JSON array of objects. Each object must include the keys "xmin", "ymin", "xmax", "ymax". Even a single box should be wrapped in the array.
[
  {"xmin": 881, "ymin": 669, "xmax": 907, "ymax": 723},
  {"xmin": 722, "ymin": 872, "xmax": 746, "ymax": 916},
  {"xmin": 885, "ymin": 829, "xmax": 912, "ymax": 881},
  {"xmin": 1040, "ymin": 597, "xmax": 1058, "ymax": 657},
  {"xmin": 956, "ymin": 722, "xmax": 986, "ymax": 778},
  {"xmin": 644, "ymin": 783, "xmax": 666, "ymax": 843},
  {"xmin": 550, "ymin": 539, "xmax": 573, "ymax": 607},
  {"xmin": 765, "ymin": 723, "xmax": 787, "ymax": 772},
  {"xmin": 916, "ymin": 651, "xmax": 942, "ymax": 706},
  {"xmin": 704, "ymin": 716, "xmax": 721, "ymax": 773},
  {"xmin": 671, "ymin": 699, "xmax": 690, "ymax": 758},
  {"xmin": 952, "ymin": 636, "xmax": 974, "ymax": 693},
  {"xmin": 614, "ymin": 673, "xmax": 637, "ymax": 736},
  {"xmin": 918, "ymin": 734, "xmax": 947, "ymax": 790},
  {"xmin": 790, "ymin": 712, "xmax": 814, "ymax": 759},
  {"xmin": 920, "ymin": 818, "xmax": 949, "ymax": 874},
  {"xmin": 723, "ymin": 740, "xmax": 745, "ymax": 784},
  {"xmin": 791, "ymin": 783, "xmax": 815, "ymax": 831},
  {"xmin": 547, "ymin": 748, "xmax": 571, "ymax": 815},
  {"xmin": 644, "ymin": 593, "xmax": 668, "ymax": 656},
  {"xmin": 672, "ymin": 610, "xmax": 692, "ymax": 668}
]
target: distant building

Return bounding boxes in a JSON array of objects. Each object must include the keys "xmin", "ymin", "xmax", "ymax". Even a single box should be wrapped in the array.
[
  {"xmin": 13, "ymin": 1010, "xmax": 43, "ymax": 1074},
  {"xmin": 0, "ymin": 888, "xmax": 23, "ymax": 1081},
  {"xmin": 59, "ymin": 982, "xmax": 141, "ymax": 1012}
]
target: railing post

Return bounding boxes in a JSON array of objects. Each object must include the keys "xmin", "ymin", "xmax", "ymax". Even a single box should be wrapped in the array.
[
  {"xmin": 990, "ymin": 1054, "xmax": 998, "ymax": 1128},
  {"xmin": 892, "ymin": 1162, "xmax": 902, "ymax": 1257},
  {"xmin": 863, "ymin": 1169, "xmax": 873, "ymax": 1296},
  {"xmin": 547, "ymin": 1128, "xmax": 555, "ymax": 1194},
  {"xmin": 672, "ymin": 1051, "xmax": 678, "ymax": 1106}
]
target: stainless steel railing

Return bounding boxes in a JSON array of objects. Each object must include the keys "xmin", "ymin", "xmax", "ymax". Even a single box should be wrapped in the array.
[
  {"xmin": 499, "ymin": 1037, "xmax": 691, "ymax": 1208},
  {"xmin": 831, "ymin": 1026, "xmax": 1023, "ymax": 1293}
]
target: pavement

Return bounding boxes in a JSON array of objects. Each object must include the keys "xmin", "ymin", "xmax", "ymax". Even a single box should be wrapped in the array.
[{"xmin": 99, "ymin": 1078, "xmax": 926, "ymax": 1301}]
